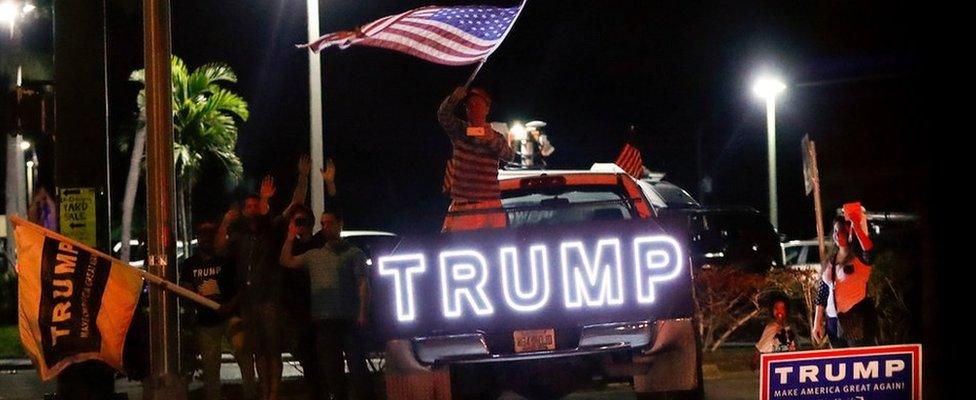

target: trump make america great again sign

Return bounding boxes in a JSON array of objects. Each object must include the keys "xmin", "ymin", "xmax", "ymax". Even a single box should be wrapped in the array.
[{"xmin": 761, "ymin": 345, "xmax": 922, "ymax": 400}]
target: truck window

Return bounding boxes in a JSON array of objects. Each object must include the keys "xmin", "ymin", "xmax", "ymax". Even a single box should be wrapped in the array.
[{"xmin": 501, "ymin": 185, "xmax": 637, "ymax": 229}]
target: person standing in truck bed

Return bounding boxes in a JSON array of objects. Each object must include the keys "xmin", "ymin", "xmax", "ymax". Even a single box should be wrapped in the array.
[{"xmin": 439, "ymin": 86, "xmax": 515, "ymax": 230}]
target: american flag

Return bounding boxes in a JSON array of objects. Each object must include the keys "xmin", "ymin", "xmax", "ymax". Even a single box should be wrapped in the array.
[
  {"xmin": 302, "ymin": 4, "xmax": 523, "ymax": 66},
  {"xmin": 615, "ymin": 141, "xmax": 644, "ymax": 178}
]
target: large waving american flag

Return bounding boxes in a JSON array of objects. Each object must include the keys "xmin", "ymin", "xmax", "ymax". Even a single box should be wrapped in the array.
[{"xmin": 301, "ymin": 3, "xmax": 524, "ymax": 66}]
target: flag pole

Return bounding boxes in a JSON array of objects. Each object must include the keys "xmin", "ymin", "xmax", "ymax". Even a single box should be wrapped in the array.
[
  {"xmin": 307, "ymin": 0, "xmax": 326, "ymax": 234},
  {"xmin": 808, "ymin": 141, "xmax": 827, "ymax": 269},
  {"xmin": 10, "ymin": 216, "xmax": 220, "ymax": 310},
  {"xmin": 463, "ymin": 59, "xmax": 487, "ymax": 88},
  {"xmin": 462, "ymin": 0, "xmax": 528, "ymax": 87}
]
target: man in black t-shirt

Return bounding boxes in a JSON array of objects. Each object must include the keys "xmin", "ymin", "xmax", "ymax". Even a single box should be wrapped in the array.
[{"xmin": 182, "ymin": 223, "xmax": 256, "ymax": 400}]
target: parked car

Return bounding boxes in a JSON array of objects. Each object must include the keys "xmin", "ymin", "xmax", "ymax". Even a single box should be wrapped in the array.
[
  {"xmin": 677, "ymin": 207, "xmax": 784, "ymax": 273},
  {"xmin": 782, "ymin": 239, "xmax": 822, "ymax": 271}
]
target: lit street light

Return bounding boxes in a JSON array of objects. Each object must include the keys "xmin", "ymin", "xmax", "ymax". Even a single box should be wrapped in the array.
[
  {"xmin": 753, "ymin": 76, "xmax": 786, "ymax": 230},
  {"xmin": 0, "ymin": 1, "xmax": 35, "ymax": 37},
  {"xmin": 510, "ymin": 121, "xmax": 528, "ymax": 141}
]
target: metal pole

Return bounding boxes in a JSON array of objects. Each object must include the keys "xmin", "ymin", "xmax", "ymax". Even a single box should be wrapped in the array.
[
  {"xmin": 308, "ymin": 0, "xmax": 325, "ymax": 226},
  {"xmin": 143, "ymin": 0, "xmax": 184, "ymax": 397},
  {"xmin": 5, "ymin": 136, "xmax": 22, "ymax": 266},
  {"xmin": 808, "ymin": 140, "xmax": 827, "ymax": 265},
  {"xmin": 15, "ymin": 136, "xmax": 26, "ymax": 217},
  {"xmin": 766, "ymin": 96, "xmax": 778, "ymax": 230}
]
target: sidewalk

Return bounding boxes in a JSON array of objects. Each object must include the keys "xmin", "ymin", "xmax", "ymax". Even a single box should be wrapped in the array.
[
  {"xmin": 0, "ymin": 353, "xmax": 759, "ymax": 399},
  {"xmin": 0, "ymin": 359, "xmax": 309, "ymax": 400}
]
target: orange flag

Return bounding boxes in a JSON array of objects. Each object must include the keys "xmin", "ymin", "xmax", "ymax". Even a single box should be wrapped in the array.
[{"xmin": 12, "ymin": 216, "xmax": 144, "ymax": 380}]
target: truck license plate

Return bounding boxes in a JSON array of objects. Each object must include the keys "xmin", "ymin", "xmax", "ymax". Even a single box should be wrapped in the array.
[{"xmin": 514, "ymin": 329, "xmax": 555, "ymax": 353}]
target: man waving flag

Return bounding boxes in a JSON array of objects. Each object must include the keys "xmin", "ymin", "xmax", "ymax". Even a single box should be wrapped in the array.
[{"xmin": 301, "ymin": 2, "xmax": 525, "ymax": 66}]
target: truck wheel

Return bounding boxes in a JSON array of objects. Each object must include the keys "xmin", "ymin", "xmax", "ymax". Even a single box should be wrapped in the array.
[
  {"xmin": 633, "ymin": 319, "xmax": 703, "ymax": 398},
  {"xmin": 383, "ymin": 339, "xmax": 452, "ymax": 400}
]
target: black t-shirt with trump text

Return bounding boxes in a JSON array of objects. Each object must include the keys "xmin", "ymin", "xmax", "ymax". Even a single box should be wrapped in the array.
[{"xmin": 180, "ymin": 254, "xmax": 237, "ymax": 326}]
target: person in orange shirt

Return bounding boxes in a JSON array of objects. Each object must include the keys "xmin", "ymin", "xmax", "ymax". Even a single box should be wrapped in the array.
[{"xmin": 813, "ymin": 204, "xmax": 878, "ymax": 347}]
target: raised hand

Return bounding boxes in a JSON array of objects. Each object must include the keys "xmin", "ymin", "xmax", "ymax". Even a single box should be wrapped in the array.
[
  {"xmin": 297, "ymin": 154, "xmax": 312, "ymax": 176},
  {"xmin": 320, "ymin": 158, "xmax": 336, "ymax": 183},
  {"xmin": 260, "ymin": 175, "xmax": 276, "ymax": 199},
  {"xmin": 451, "ymin": 85, "xmax": 467, "ymax": 101}
]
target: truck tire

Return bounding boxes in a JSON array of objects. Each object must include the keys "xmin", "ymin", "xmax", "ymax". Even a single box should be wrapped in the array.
[
  {"xmin": 383, "ymin": 339, "xmax": 452, "ymax": 400},
  {"xmin": 632, "ymin": 319, "xmax": 703, "ymax": 399}
]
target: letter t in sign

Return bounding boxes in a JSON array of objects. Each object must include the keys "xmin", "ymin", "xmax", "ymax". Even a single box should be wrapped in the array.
[{"xmin": 377, "ymin": 254, "xmax": 427, "ymax": 322}]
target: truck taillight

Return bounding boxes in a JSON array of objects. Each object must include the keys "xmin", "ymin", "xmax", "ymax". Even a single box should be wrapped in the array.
[{"xmin": 520, "ymin": 175, "xmax": 566, "ymax": 188}]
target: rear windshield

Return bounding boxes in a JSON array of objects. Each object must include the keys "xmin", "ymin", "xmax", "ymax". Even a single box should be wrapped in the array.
[{"xmin": 501, "ymin": 184, "xmax": 637, "ymax": 228}]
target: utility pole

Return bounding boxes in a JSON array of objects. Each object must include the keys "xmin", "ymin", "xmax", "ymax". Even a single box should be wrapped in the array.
[{"xmin": 142, "ymin": 0, "xmax": 184, "ymax": 397}]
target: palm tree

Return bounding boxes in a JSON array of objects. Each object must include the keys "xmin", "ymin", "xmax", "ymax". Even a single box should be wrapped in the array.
[{"xmin": 121, "ymin": 56, "xmax": 248, "ymax": 261}]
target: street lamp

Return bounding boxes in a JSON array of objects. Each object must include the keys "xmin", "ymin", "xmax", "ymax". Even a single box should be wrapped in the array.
[
  {"xmin": 753, "ymin": 76, "xmax": 786, "ymax": 230},
  {"xmin": 508, "ymin": 121, "xmax": 532, "ymax": 168},
  {"xmin": 510, "ymin": 122, "xmax": 528, "ymax": 141},
  {"xmin": 0, "ymin": 1, "xmax": 35, "ymax": 37}
]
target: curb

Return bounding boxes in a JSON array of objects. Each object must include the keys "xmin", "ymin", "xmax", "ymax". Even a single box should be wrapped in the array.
[{"xmin": 0, "ymin": 358, "xmax": 33, "ymax": 370}]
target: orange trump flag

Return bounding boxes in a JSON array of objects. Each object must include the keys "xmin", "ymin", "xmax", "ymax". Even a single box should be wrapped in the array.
[{"xmin": 12, "ymin": 216, "xmax": 144, "ymax": 380}]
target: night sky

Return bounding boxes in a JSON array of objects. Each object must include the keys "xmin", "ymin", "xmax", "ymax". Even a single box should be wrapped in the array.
[
  {"xmin": 11, "ymin": 0, "xmax": 932, "ymax": 237},
  {"xmin": 159, "ymin": 0, "xmax": 927, "ymax": 239}
]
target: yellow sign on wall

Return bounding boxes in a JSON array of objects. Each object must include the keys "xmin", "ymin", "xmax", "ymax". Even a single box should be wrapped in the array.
[{"xmin": 59, "ymin": 188, "xmax": 97, "ymax": 247}]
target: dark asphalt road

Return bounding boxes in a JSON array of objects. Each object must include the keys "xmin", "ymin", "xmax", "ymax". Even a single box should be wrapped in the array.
[{"xmin": 0, "ymin": 360, "xmax": 758, "ymax": 400}]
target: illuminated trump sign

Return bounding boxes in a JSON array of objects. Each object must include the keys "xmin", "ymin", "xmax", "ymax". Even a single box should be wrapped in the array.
[{"xmin": 370, "ymin": 220, "xmax": 695, "ymax": 339}]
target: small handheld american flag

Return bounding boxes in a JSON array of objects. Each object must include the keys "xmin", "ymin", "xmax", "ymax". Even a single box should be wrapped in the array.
[
  {"xmin": 301, "ymin": 2, "xmax": 525, "ymax": 66},
  {"xmin": 615, "ymin": 140, "xmax": 644, "ymax": 178}
]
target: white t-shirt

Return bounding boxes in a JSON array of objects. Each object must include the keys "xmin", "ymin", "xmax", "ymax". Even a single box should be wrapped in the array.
[
  {"xmin": 825, "ymin": 281, "xmax": 838, "ymax": 318},
  {"xmin": 756, "ymin": 321, "xmax": 796, "ymax": 353}
]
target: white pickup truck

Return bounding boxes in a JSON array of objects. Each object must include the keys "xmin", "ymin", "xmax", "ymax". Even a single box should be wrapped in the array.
[{"xmin": 371, "ymin": 164, "xmax": 703, "ymax": 399}]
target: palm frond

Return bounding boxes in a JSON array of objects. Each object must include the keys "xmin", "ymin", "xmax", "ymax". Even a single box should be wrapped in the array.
[
  {"xmin": 200, "ymin": 88, "xmax": 249, "ymax": 121},
  {"xmin": 196, "ymin": 63, "xmax": 238, "ymax": 84},
  {"xmin": 129, "ymin": 55, "xmax": 248, "ymax": 188}
]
